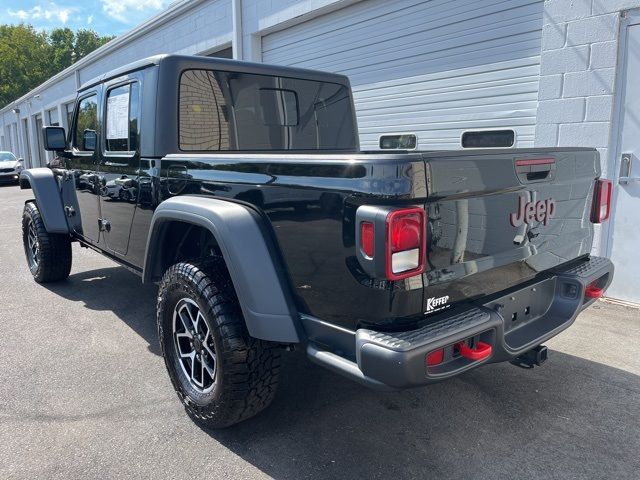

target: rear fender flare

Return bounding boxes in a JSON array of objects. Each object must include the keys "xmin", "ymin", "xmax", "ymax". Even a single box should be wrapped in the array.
[
  {"xmin": 19, "ymin": 168, "xmax": 69, "ymax": 234},
  {"xmin": 143, "ymin": 195, "xmax": 303, "ymax": 343}
]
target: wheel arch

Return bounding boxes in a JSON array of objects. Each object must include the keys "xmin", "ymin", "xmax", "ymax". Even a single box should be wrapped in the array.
[
  {"xmin": 144, "ymin": 195, "xmax": 303, "ymax": 343},
  {"xmin": 19, "ymin": 168, "xmax": 69, "ymax": 234}
]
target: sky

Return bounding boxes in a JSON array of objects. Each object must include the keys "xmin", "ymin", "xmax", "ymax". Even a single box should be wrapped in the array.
[{"xmin": 1, "ymin": 0, "xmax": 174, "ymax": 36}]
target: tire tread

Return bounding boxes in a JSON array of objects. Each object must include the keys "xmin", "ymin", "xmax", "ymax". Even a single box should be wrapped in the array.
[
  {"xmin": 157, "ymin": 258, "xmax": 281, "ymax": 428},
  {"xmin": 22, "ymin": 201, "xmax": 72, "ymax": 283}
]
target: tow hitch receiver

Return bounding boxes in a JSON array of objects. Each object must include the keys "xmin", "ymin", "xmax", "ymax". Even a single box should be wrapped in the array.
[{"xmin": 510, "ymin": 345, "xmax": 548, "ymax": 369}]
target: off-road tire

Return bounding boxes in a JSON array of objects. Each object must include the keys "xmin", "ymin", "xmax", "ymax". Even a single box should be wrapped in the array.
[
  {"xmin": 22, "ymin": 201, "xmax": 72, "ymax": 283},
  {"xmin": 157, "ymin": 258, "xmax": 281, "ymax": 428}
]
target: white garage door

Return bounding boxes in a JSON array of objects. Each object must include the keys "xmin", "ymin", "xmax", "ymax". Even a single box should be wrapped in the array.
[{"xmin": 262, "ymin": 0, "xmax": 544, "ymax": 149}]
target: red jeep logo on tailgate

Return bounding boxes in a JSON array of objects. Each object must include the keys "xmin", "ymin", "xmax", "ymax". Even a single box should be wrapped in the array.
[{"xmin": 510, "ymin": 196, "xmax": 556, "ymax": 227}]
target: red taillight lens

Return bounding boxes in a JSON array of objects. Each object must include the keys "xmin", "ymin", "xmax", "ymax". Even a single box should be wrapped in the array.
[
  {"xmin": 390, "ymin": 213, "xmax": 422, "ymax": 251},
  {"xmin": 591, "ymin": 179, "xmax": 612, "ymax": 223},
  {"xmin": 360, "ymin": 222, "xmax": 374, "ymax": 258},
  {"xmin": 385, "ymin": 208, "xmax": 426, "ymax": 280}
]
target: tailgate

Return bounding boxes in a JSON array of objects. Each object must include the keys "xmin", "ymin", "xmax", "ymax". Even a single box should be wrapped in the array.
[{"xmin": 421, "ymin": 148, "xmax": 600, "ymax": 306}]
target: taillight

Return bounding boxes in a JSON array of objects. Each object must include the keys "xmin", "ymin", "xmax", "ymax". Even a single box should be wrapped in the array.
[
  {"xmin": 591, "ymin": 179, "xmax": 612, "ymax": 223},
  {"xmin": 360, "ymin": 222, "xmax": 374, "ymax": 258},
  {"xmin": 385, "ymin": 208, "xmax": 426, "ymax": 280}
]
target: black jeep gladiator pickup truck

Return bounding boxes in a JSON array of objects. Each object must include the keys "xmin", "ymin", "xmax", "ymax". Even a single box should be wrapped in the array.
[{"xmin": 20, "ymin": 54, "xmax": 614, "ymax": 428}]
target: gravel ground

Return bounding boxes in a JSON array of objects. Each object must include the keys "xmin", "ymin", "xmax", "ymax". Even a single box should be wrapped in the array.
[{"xmin": 1, "ymin": 184, "xmax": 639, "ymax": 480}]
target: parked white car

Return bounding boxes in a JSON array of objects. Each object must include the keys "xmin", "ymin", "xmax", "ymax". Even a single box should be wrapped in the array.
[{"xmin": 0, "ymin": 151, "xmax": 23, "ymax": 184}]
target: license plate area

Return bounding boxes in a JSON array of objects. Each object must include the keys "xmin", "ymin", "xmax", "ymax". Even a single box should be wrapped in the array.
[{"xmin": 484, "ymin": 277, "xmax": 556, "ymax": 334}]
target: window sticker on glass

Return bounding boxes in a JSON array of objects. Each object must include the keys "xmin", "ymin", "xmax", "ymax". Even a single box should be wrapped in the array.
[{"xmin": 106, "ymin": 89, "xmax": 130, "ymax": 140}]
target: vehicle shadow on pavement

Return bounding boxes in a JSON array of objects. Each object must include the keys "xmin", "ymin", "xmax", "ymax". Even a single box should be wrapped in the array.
[
  {"xmin": 41, "ymin": 266, "xmax": 161, "ymax": 355},
  {"xmin": 201, "ymin": 348, "xmax": 640, "ymax": 480}
]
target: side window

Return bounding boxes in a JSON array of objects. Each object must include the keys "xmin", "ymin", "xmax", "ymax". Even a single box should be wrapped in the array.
[
  {"xmin": 73, "ymin": 95, "xmax": 98, "ymax": 151},
  {"xmin": 105, "ymin": 82, "xmax": 140, "ymax": 152},
  {"xmin": 179, "ymin": 70, "xmax": 230, "ymax": 151}
]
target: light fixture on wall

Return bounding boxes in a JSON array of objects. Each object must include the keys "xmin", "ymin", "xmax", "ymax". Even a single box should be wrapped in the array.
[{"xmin": 12, "ymin": 108, "xmax": 20, "ymax": 114}]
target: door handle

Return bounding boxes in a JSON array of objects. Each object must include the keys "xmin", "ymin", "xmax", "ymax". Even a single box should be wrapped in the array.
[{"xmin": 619, "ymin": 153, "xmax": 640, "ymax": 184}]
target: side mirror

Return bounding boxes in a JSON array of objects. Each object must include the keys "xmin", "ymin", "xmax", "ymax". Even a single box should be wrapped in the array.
[
  {"xmin": 42, "ymin": 126, "xmax": 67, "ymax": 151},
  {"xmin": 82, "ymin": 129, "xmax": 97, "ymax": 151},
  {"xmin": 18, "ymin": 158, "xmax": 24, "ymax": 162}
]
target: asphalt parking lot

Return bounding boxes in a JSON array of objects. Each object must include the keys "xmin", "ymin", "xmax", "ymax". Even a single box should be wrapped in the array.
[{"xmin": 1, "ymin": 184, "xmax": 639, "ymax": 480}]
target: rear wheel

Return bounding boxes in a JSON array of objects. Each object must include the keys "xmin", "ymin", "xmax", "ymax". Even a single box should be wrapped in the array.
[
  {"xmin": 22, "ymin": 202, "xmax": 72, "ymax": 283},
  {"xmin": 157, "ymin": 258, "xmax": 281, "ymax": 428}
]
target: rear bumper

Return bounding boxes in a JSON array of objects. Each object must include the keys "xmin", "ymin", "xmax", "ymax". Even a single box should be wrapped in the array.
[{"xmin": 304, "ymin": 256, "xmax": 614, "ymax": 390}]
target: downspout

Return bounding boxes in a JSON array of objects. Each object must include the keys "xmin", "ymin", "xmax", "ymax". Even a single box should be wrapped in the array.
[
  {"xmin": 1, "ymin": 111, "xmax": 5, "ymax": 150},
  {"xmin": 232, "ymin": 0, "xmax": 243, "ymax": 60}
]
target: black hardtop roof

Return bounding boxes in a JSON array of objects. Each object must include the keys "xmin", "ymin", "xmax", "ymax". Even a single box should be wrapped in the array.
[{"xmin": 79, "ymin": 54, "xmax": 351, "ymax": 91}]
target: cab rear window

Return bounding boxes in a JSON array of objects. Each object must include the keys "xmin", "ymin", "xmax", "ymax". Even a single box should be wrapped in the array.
[{"xmin": 178, "ymin": 69, "xmax": 356, "ymax": 151}]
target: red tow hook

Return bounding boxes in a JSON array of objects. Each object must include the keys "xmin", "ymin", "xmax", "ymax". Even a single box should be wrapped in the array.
[
  {"xmin": 457, "ymin": 341, "xmax": 492, "ymax": 361},
  {"xmin": 585, "ymin": 282, "xmax": 605, "ymax": 299}
]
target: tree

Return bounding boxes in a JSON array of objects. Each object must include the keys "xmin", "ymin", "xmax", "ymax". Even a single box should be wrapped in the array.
[
  {"xmin": 0, "ymin": 25, "xmax": 51, "ymax": 107},
  {"xmin": 0, "ymin": 24, "xmax": 115, "ymax": 107},
  {"xmin": 74, "ymin": 29, "xmax": 113, "ymax": 61},
  {"xmin": 49, "ymin": 27, "xmax": 75, "ymax": 73}
]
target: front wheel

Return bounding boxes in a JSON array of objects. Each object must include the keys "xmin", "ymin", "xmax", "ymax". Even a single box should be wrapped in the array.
[
  {"xmin": 22, "ymin": 202, "xmax": 72, "ymax": 283},
  {"xmin": 157, "ymin": 258, "xmax": 281, "ymax": 428}
]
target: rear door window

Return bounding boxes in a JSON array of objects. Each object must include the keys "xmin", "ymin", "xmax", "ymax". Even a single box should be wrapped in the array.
[{"xmin": 105, "ymin": 82, "xmax": 140, "ymax": 152}]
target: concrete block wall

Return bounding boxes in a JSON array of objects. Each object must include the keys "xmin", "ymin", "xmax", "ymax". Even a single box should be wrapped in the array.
[
  {"xmin": 536, "ymin": 0, "xmax": 640, "ymax": 254},
  {"xmin": 536, "ymin": 1, "xmax": 621, "ymax": 171}
]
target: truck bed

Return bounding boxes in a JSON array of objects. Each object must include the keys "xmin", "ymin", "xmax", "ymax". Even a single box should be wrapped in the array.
[{"xmin": 159, "ymin": 146, "xmax": 600, "ymax": 332}]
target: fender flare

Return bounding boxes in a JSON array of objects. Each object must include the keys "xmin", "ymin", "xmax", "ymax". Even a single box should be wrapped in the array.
[
  {"xmin": 19, "ymin": 168, "xmax": 69, "ymax": 234},
  {"xmin": 143, "ymin": 195, "xmax": 303, "ymax": 343}
]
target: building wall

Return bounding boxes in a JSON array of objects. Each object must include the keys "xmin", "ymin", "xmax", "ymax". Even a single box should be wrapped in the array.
[
  {"xmin": 240, "ymin": 0, "xmax": 361, "ymax": 61},
  {"xmin": 79, "ymin": 0, "xmax": 232, "ymax": 85},
  {"xmin": 0, "ymin": 0, "xmax": 232, "ymax": 167},
  {"xmin": 1, "ymin": 0, "xmax": 360, "ymax": 165},
  {"xmin": 2, "ymin": 0, "xmax": 638, "ymax": 187},
  {"xmin": 536, "ymin": 0, "xmax": 640, "ymax": 256},
  {"xmin": 260, "ymin": 0, "xmax": 545, "ymax": 149}
]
